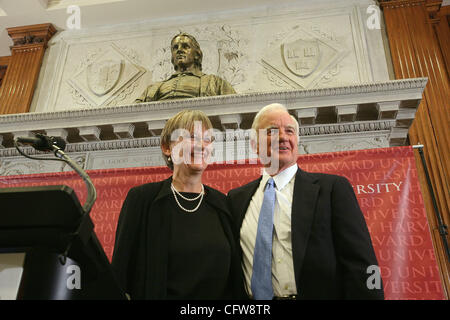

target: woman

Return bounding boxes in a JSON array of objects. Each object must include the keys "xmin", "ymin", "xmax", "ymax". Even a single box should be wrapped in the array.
[{"xmin": 111, "ymin": 110, "xmax": 244, "ymax": 299}]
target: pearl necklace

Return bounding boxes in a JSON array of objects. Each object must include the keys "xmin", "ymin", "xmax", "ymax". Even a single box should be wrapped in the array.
[{"xmin": 170, "ymin": 183, "xmax": 205, "ymax": 213}]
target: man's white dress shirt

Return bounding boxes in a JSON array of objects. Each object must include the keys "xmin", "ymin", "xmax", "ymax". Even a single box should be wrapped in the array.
[{"xmin": 240, "ymin": 163, "xmax": 298, "ymax": 297}]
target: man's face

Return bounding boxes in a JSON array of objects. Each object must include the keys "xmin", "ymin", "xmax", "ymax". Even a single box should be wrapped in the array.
[
  {"xmin": 171, "ymin": 36, "xmax": 196, "ymax": 70},
  {"xmin": 256, "ymin": 109, "xmax": 299, "ymax": 175}
]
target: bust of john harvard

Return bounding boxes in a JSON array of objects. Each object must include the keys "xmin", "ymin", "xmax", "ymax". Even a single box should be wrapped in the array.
[{"xmin": 135, "ymin": 32, "xmax": 236, "ymax": 102}]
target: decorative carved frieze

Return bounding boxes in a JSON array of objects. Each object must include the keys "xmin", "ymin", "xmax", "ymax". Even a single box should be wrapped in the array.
[
  {"xmin": 262, "ymin": 23, "xmax": 348, "ymax": 89},
  {"xmin": 299, "ymin": 120, "xmax": 395, "ymax": 136},
  {"xmin": 67, "ymin": 43, "xmax": 146, "ymax": 107}
]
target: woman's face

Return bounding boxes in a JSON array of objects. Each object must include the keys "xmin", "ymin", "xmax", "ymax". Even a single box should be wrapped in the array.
[{"xmin": 163, "ymin": 122, "xmax": 214, "ymax": 173}]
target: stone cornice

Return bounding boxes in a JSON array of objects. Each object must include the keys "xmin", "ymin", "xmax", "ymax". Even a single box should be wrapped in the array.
[
  {"xmin": 0, "ymin": 78, "xmax": 427, "ymax": 153},
  {"xmin": 0, "ymin": 78, "xmax": 428, "ymax": 130}
]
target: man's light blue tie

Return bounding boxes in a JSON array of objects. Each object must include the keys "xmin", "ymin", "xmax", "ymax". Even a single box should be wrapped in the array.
[{"xmin": 251, "ymin": 178, "xmax": 276, "ymax": 300}]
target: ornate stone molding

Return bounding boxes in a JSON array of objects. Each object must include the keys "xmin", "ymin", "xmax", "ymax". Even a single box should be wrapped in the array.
[
  {"xmin": 67, "ymin": 43, "xmax": 146, "ymax": 107},
  {"xmin": 0, "ymin": 78, "xmax": 427, "ymax": 126},
  {"xmin": 0, "ymin": 78, "xmax": 426, "ymax": 162},
  {"xmin": 299, "ymin": 120, "xmax": 395, "ymax": 136}
]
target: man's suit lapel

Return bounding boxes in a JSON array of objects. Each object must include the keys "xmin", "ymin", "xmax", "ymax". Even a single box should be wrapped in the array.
[{"xmin": 291, "ymin": 169, "xmax": 320, "ymax": 284}]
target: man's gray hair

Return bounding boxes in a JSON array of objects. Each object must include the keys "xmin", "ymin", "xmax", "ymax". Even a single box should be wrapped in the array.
[{"xmin": 251, "ymin": 103, "xmax": 299, "ymax": 138}]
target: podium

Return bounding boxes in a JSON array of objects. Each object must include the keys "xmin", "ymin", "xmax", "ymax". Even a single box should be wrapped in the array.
[{"xmin": 0, "ymin": 185, "xmax": 126, "ymax": 300}]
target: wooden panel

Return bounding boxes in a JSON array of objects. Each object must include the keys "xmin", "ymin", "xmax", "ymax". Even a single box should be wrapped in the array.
[
  {"xmin": 381, "ymin": 0, "xmax": 450, "ymax": 298},
  {"xmin": 432, "ymin": 4, "xmax": 450, "ymax": 77},
  {"xmin": 409, "ymin": 101, "xmax": 450, "ymax": 298},
  {"xmin": 0, "ymin": 56, "xmax": 7, "ymax": 87},
  {"xmin": 0, "ymin": 56, "xmax": 11, "ymax": 66},
  {"xmin": 0, "ymin": 24, "xmax": 55, "ymax": 115},
  {"xmin": 0, "ymin": 56, "xmax": 10, "ymax": 89},
  {"xmin": 408, "ymin": 4, "xmax": 450, "ymax": 179},
  {"xmin": 0, "ymin": 66, "xmax": 6, "ymax": 88}
]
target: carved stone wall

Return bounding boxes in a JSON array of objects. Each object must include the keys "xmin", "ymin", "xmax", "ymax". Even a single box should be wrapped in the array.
[{"xmin": 30, "ymin": 0, "xmax": 391, "ymax": 112}]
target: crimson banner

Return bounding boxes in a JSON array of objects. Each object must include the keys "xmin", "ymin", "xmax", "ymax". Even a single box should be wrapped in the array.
[{"xmin": 0, "ymin": 146, "xmax": 444, "ymax": 299}]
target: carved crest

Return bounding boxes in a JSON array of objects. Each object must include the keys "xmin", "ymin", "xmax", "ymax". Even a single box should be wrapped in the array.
[
  {"xmin": 281, "ymin": 39, "xmax": 321, "ymax": 78},
  {"xmin": 87, "ymin": 59, "xmax": 123, "ymax": 96}
]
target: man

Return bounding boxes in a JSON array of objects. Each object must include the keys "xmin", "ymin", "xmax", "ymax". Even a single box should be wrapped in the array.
[
  {"xmin": 135, "ymin": 32, "xmax": 236, "ymax": 102},
  {"xmin": 227, "ymin": 103, "xmax": 384, "ymax": 300}
]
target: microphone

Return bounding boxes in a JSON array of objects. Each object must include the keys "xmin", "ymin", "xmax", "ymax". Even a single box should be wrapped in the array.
[
  {"xmin": 14, "ymin": 131, "xmax": 98, "ymax": 267},
  {"xmin": 15, "ymin": 133, "xmax": 66, "ymax": 151}
]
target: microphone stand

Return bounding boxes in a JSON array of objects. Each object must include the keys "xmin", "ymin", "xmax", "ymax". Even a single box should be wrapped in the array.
[
  {"xmin": 413, "ymin": 144, "xmax": 450, "ymax": 262},
  {"xmin": 52, "ymin": 146, "xmax": 97, "ymax": 215},
  {"xmin": 52, "ymin": 145, "xmax": 97, "ymax": 264},
  {"xmin": 14, "ymin": 141, "xmax": 97, "ymax": 265}
]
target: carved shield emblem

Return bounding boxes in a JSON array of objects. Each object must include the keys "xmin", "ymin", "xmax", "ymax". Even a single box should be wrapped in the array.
[
  {"xmin": 281, "ymin": 39, "xmax": 321, "ymax": 78},
  {"xmin": 87, "ymin": 59, "xmax": 123, "ymax": 96}
]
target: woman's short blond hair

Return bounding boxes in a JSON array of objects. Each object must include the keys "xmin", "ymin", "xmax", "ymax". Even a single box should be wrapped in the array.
[{"xmin": 160, "ymin": 109, "xmax": 213, "ymax": 170}]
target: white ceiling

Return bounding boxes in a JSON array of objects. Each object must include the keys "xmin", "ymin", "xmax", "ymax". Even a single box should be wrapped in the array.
[
  {"xmin": 1, "ymin": 0, "xmax": 448, "ymax": 58},
  {"xmin": 0, "ymin": 0, "xmax": 307, "ymax": 57}
]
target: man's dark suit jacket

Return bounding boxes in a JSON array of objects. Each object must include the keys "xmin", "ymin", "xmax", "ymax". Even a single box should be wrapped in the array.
[{"xmin": 227, "ymin": 167, "xmax": 384, "ymax": 300}]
